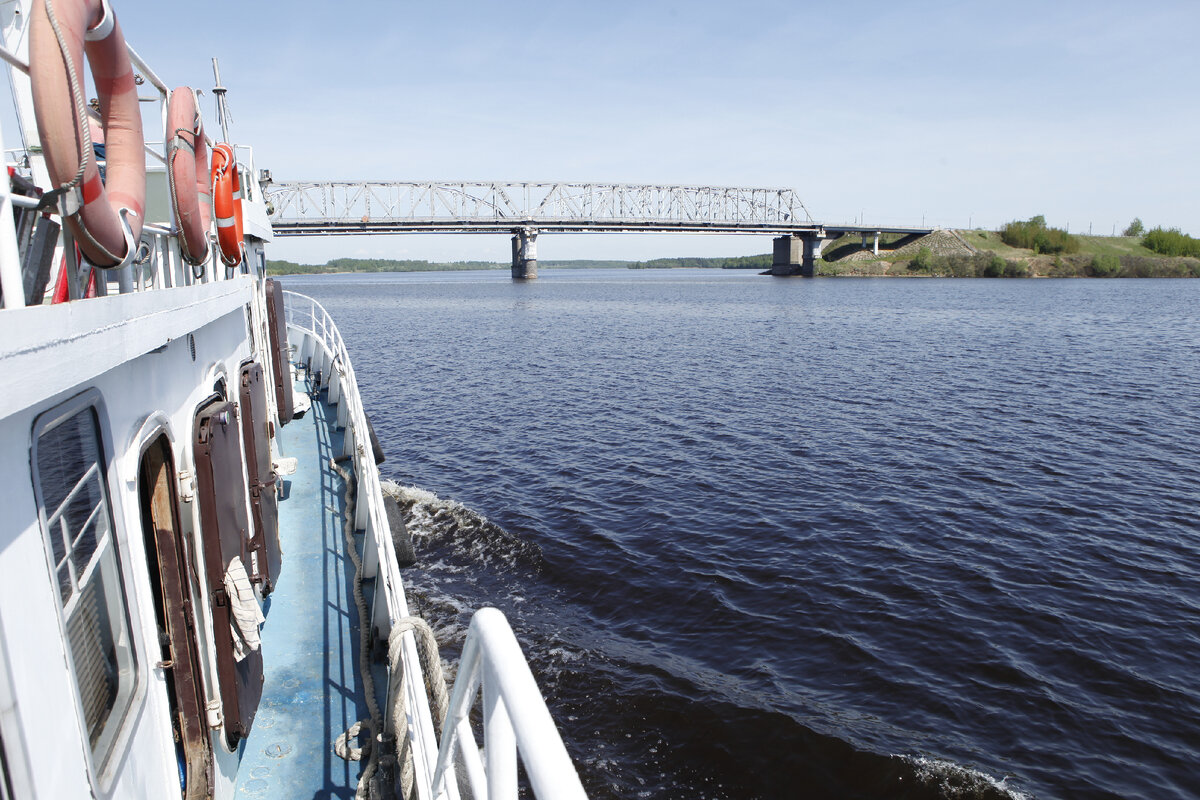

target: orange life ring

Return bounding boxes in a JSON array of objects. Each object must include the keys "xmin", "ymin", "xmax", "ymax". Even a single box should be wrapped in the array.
[
  {"xmin": 30, "ymin": 0, "xmax": 145, "ymax": 267},
  {"xmin": 166, "ymin": 87, "xmax": 211, "ymax": 265},
  {"xmin": 211, "ymin": 142, "xmax": 243, "ymax": 267}
]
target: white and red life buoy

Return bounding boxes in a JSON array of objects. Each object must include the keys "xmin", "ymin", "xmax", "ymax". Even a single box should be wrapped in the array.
[
  {"xmin": 211, "ymin": 142, "xmax": 244, "ymax": 267},
  {"xmin": 30, "ymin": 0, "xmax": 145, "ymax": 267},
  {"xmin": 166, "ymin": 87, "xmax": 211, "ymax": 265}
]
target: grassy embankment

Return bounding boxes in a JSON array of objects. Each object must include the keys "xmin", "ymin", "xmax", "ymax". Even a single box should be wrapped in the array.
[
  {"xmin": 820, "ymin": 222, "xmax": 1200, "ymax": 278},
  {"xmin": 267, "ymin": 222, "xmax": 1200, "ymax": 278}
]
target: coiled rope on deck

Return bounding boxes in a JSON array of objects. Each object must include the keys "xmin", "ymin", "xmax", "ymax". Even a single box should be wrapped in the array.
[{"xmin": 331, "ymin": 457, "xmax": 448, "ymax": 800}]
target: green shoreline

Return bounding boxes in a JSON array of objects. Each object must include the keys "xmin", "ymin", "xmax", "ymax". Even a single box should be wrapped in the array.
[{"xmin": 268, "ymin": 231, "xmax": 1200, "ymax": 279}]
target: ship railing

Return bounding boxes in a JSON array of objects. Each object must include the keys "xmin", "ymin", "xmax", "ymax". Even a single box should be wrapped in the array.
[
  {"xmin": 282, "ymin": 289, "xmax": 587, "ymax": 800},
  {"xmin": 281, "ymin": 289, "xmax": 442, "ymax": 792},
  {"xmin": 431, "ymin": 607, "xmax": 588, "ymax": 800}
]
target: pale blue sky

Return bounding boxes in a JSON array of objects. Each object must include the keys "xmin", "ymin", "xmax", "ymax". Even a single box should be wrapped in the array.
[{"xmin": 30, "ymin": 0, "xmax": 1200, "ymax": 262}]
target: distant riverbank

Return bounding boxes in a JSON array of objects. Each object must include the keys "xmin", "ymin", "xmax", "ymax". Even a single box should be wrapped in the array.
[
  {"xmin": 267, "ymin": 230, "xmax": 1200, "ymax": 278},
  {"xmin": 266, "ymin": 255, "xmax": 770, "ymax": 275}
]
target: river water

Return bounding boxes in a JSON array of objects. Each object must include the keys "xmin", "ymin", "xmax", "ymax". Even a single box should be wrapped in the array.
[{"xmin": 281, "ymin": 269, "xmax": 1200, "ymax": 800}]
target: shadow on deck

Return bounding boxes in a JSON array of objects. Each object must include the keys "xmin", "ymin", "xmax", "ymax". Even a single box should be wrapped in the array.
[{"xmin": 234, "ymin": 373, "xmax": 371, "ymax": 799}]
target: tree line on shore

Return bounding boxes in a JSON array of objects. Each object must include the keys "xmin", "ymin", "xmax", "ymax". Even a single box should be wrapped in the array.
[
  {"xmin": 999, "ymin": 215, "xmax": 1200, "ymax": 259},
  {"xmin": 266, "ymin": 217, "xmax": 1200, "ymax": 278},
  {"xmin": 267, "ymin": 255, "xmax": 771, "ymax": 275},
  {"xmin": 901, "ymin": 248, "xmax": 1200, "ymax": 279}
]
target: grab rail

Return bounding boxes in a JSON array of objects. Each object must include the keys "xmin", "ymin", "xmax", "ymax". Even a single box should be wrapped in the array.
[
  {"xmin": 281, "ymin": 290, "xmax": 586, "ymax": 800},
  {"xmin": 433, "ymin": 608, "xmax": 587, "ymax": 800},
  {"xmin": 280, "ymin": 290, "xmax": 443, "ymax": 790}
]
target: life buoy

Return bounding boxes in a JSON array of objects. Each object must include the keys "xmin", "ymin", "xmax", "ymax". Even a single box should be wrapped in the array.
[
  {"xmin": 30, "ymin": 0, "xmax": 145, "ymax": 267},
  {"xmin": 166, "ymin": 87, "xmax": 211, "ymax": 265},
  {"xmin": 211, "ymin": 143, "xmax": 243, "ymax": 266}
]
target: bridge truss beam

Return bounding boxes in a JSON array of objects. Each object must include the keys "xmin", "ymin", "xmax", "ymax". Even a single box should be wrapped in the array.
[{"xmin": 264, "ymin": 181, "xmax": 816, "ymax": 236}]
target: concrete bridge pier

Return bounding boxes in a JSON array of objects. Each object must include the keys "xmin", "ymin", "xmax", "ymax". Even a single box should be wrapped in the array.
[
  {"xmin": 772, "ymin": 233, "xmax": 832, "ymax": 277},
  {"xmin": 862, "ymin": 231, "xmax": 881, "ymax": 255},
  {"xmin": 511, "ymin": 228, "xmax": 538, "ymax": 279}
]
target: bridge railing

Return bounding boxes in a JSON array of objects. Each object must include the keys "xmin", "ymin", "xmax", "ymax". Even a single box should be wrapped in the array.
[{"xmin": 266, "ymin": 181, "xmax": 813, "ymax": 232}]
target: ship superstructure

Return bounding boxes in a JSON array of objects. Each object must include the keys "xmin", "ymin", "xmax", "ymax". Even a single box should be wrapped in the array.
[{"xmin": 0, "ymin": 1, "xmax": 584, "ymax": 797}]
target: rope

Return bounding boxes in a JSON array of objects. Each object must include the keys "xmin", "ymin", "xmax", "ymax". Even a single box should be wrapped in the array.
[
  {"xmin": 43, "ymin": 0, "xmax": 91, "ymax": 197},
  {"xmin": 40, "ymin": 0, "xmax": 125, "ymax": 265},
  {"xmin": 331, "ymin": 458, "xmax": 384, "ymax": 799},
  {"xmin": 385, "ymin": 617, "xmax": 449, "ymax": 799},
  {"xmin": 334, "ymin": 720, "xmax": 372, "ymax": 762},
  {"xmin": 330, "ymin": 456, "xmax": 449, "ymax": 800},
  {"xmin": 390, "ymin": 619, "xmax": 449, "ymax": 740}
]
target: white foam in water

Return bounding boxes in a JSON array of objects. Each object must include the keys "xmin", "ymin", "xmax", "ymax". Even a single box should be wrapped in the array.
[
  {"xmin": 382, "ymin": 479, "xmax": 540, "ymax": 573},
  {"xmin": 902, "ymin": 756, "xmax": 1031, "ymax": 800},
  {"xmin": 382, "ymin": 481, "xmax": 479, "ymax": 538}
]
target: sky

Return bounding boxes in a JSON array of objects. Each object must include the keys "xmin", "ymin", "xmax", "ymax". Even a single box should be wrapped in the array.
[{"xmin": 8, "ymin": 0, "xmax": 1199, "ymax": 263}]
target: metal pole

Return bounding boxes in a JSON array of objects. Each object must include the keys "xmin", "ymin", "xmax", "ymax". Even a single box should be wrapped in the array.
[
  {"xmin": 212, "ymin": 58, "xmax": 230, "ymax": 143},
  {"xmin": 0, "ymin": 118, "xmax": 26, "ymax": 308}
]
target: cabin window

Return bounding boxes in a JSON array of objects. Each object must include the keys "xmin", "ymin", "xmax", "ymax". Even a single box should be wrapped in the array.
[{"xmin": 32, "ymin": 401, "xmax": 136, "ymax": 773}]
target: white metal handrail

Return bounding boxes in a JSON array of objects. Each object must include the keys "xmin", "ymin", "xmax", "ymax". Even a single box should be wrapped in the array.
[
  {"xmin": 281, "ymin": 289, "xmax": 444, "ymax": 797},
  {"xmin": 433, "ymin": 608, "xmax": 587, "ymax": 800},
  {"xmin": 282, "ymin": 290, "xmax": 586, "ymax": 800}
]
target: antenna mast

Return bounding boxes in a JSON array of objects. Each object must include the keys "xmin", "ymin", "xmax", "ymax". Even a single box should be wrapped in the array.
[{"xmin": 212, "ymin": 58, "xmax": 230, "ymax": 142}]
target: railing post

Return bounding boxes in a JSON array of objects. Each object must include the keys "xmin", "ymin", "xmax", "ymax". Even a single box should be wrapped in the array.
[{"xmin": 484, "ymin": 662, "xmax": 517, "ymax": 800}]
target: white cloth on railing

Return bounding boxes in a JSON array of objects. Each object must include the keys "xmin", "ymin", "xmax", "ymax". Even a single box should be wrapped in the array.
[{"xmin": 224, "ymin": 555, "xmax": 265, "ymax": 661}]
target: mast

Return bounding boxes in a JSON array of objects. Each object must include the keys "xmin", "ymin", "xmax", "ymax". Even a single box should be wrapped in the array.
[{"xmin": 212, "ymin": 58, "xmax": 230, "ymax": 142}]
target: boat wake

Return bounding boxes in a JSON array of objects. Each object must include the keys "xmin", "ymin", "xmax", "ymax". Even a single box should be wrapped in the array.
[
  {"xmin": 899, "ymin": 757, "xmax": 1031, "ymax": 800},
  {"xmin": 383, "ymin": 481, "xmax": 544, "ymax": 571},
  {"xmin": 379, "ymin": 480, "xmax": 1029, "ymax": 800}
]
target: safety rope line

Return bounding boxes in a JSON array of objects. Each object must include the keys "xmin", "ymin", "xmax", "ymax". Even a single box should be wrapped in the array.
[
  {"xmin": 43, "ymin": 0, "xmax": 91, "ymax": 197},
  {"xmin": 41, "ymin": 0, "xmax": 126, "ymax": 265},
  {"xmin": 331, "ymin": 457, "xmax": 385, "ymax": 799},
  {"xmin": 385, "ymin": 616, "xmax": 449, "ymax": 799},
  {"xmin": 331, "ymin": 456, "xmax": 448, "ymax": 799}
]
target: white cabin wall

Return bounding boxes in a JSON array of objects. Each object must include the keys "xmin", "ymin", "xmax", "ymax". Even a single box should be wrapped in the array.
[
  {"xmin": 0, "ymin": 278, "xmax": 273, "ymax": 800},
  {"xmin": 97, "ymin": 295, "xmax": 262, "ymax": 800}
]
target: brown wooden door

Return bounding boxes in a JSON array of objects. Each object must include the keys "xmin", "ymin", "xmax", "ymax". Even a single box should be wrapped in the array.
[
  {"xmin": 240, "ymin": 361, "xmax": 281, "ymax": 593},
  {"xmin": 138, "ymin": 435, "xmax": 212, "ymax": 800},
  {"xmin": 193, "ymin": 399, "xmax": 263, "ymax": 747},
  {"xmin": 266, "ymin": 279, "xmax": 294, "ymax": 425}
]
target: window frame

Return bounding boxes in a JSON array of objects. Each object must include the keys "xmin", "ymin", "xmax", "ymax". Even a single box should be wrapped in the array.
[{"xmin": 30, "ymin": 390, "xmax": 142, "ymax": 790}]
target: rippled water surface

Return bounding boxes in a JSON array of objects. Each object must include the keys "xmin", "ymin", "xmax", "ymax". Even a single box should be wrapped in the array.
[{"xmin": 282, "ymin": 270, "xmax": 1200, "ymax": 799}]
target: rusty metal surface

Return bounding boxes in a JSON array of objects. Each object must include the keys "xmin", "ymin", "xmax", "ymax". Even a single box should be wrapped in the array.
[
  {"xmin": 193, "ymin": 398, "xmax": 263, "ymax": 746},
  {"xmin": 266, "ymin": 280, "xmax": 294, "ymax": 425},
  {"xmin": 139, "ymin": 437, "xmax": 212, "ymax": 799},
  {"xmin": 240, "ymin": 361, "xmax": 281, "ymax": 593}
]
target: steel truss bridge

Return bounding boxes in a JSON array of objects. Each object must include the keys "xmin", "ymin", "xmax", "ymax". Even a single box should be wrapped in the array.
[{"xmin": 264, "ymin": 181, "xmax": 820, "ymax": 235}]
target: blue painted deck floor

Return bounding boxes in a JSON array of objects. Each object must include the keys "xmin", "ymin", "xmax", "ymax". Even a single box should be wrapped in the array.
[{"xmin": 235, "ymin": 378, "xmax": 370, "ymax": 799}]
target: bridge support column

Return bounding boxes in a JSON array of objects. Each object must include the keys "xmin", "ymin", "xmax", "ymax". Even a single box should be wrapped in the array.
[
  {"xmin": 511, "ymin": 229, "xmax": 538, "ymax": 280},
  {"xmin": 771, "ymin": 235, "xmax": 800, "ymax": 276},
  {"xmin": 772, "ymin": 234, "xmax": 825, "ymax": 277},
  {"xmin": 861, "ymin": 231, "xmax": 880, "ymax": 255}
]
